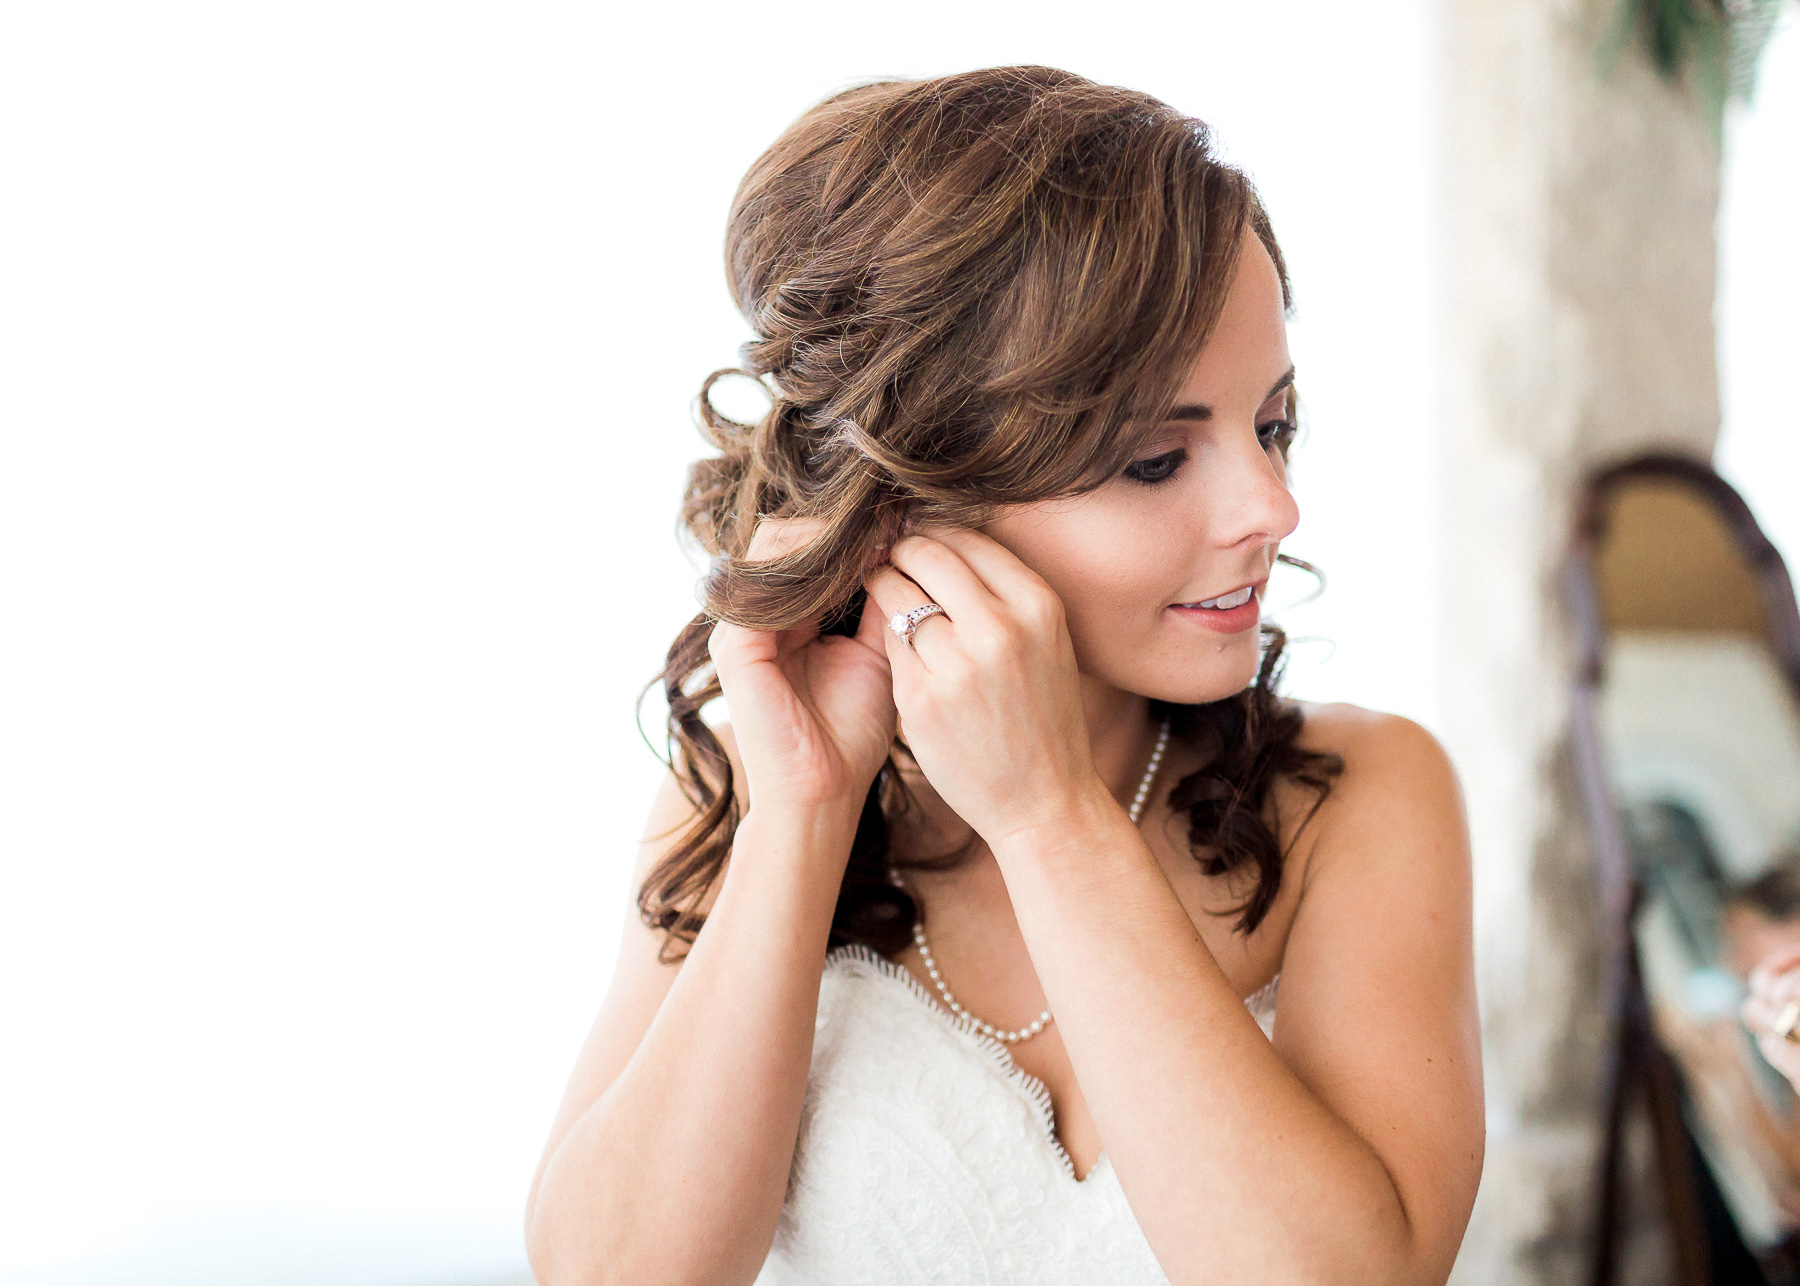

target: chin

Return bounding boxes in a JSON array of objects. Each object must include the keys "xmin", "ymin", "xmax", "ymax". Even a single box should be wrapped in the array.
[
  {"xmin": 1080, "ymin": 624, "xmax": 1269, "ymax": 707},
  {"xmin": 1128, "ymin": 656, "xmax": 1266, "ymax": 708}
]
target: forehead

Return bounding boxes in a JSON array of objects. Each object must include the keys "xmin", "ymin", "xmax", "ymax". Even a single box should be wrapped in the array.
[{"xmin": 1173, "ymin": 237, "xmax": 1291, "ymax": 403}]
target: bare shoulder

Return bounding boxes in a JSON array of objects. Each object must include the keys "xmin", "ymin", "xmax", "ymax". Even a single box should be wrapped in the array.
[
  {"xmin": 1290, "ymin": 701, "xmax": 1463, "ymax": 839},
  {"xmin": 1292, "ymin": 700, "xmax": 1456, "ymax": 779}
]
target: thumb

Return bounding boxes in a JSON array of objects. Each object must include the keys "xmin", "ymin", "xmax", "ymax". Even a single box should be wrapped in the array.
[{"xmin": 853, "ymin": 587, "xmax": 892, "ymax": 654}]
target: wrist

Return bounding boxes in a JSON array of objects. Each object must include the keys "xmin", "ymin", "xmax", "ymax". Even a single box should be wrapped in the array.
[
  {"xmin": 717, "ymin": 805, "xmax": 863, "ymax": 947},
  {"xmin": 986, "ymin": 775, "xmax": 1123, "ymax": 864},
  {"xmin": 739, "ymin": 762, "xmax": 879, "ymax": 828},
  {"xmin": 737, "ymin": 797, "xmax": 864, "ymax": 862}
]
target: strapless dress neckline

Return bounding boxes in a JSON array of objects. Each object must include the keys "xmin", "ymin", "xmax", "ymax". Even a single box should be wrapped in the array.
[
  {"xmin": 836, "ymin": 942, "xmax": 1279, "ymax": 1180},
  {"xmin": 752, "ymin": 943, "xmax": 1280, "ymax": 1284}
]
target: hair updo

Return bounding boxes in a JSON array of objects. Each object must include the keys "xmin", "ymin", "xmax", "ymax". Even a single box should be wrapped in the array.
[{"xmin": 642, "ymin": 65, "xmax": 1341, "ymax": 963}]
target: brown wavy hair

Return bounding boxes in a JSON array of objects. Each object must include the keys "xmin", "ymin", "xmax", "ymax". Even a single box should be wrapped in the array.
[{"xmin": 640, "ymin": 66, "xmax": 1342, "ymax": 963}]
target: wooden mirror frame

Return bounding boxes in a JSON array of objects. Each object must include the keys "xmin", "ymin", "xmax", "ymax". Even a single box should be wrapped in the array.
[{"xmin": 1568, "ymin": 451, "xmax": 1800, "ymax": 1286}]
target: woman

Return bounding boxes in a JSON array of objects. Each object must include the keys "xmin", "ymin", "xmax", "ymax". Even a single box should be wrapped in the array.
[
  {"xmin": 526, "ymin": 66, "xmax": 1483, "ymax": 1285},
  {"xmin": 1747, "ymin": 947, "xmax": 1800, "ymax": 1091},
  {"xmin": 1738, "ymin": 853, "xmax": 1800, "ymax": 1094}
]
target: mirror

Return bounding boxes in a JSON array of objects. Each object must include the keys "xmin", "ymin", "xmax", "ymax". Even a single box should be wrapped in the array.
[{"xmin": 1573, "ymin": 453, "xmax": 1800, "ymax": 1284}]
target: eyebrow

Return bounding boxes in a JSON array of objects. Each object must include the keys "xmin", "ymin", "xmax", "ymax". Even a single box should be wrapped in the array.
[{"xmin": 1163, "ymin": 366, "xmax": 1297, "ymax": 423}]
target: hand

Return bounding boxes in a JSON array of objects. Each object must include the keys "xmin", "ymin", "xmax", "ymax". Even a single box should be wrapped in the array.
[
  {"xmin": 1742, "ymin": 945, "xmax": 1800, "ymax": 1088},
  {"xmin": 708, "ymin": 519, "xmax": 897, "ymax": 815},
  {"xmin": 861, "ymin": 526, "xmax": 1106, "ymax": 846}
]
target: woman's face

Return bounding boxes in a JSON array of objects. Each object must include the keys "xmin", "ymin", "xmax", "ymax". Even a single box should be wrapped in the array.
[{"xmin": 982, "ymin": 234, "xmax": 1301, "ymax": 706}]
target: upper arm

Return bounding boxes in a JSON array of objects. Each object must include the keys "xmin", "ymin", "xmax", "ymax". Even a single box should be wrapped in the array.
[
  {"xmin": 526, "ymin": 724, "xmax": 748, "ymax": 1216},
  {"xmin": 1274, "ymin": 707, "xmax": 1484, "ymax": 1272}
]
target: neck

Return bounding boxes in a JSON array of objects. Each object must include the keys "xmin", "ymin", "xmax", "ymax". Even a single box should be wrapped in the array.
[{"xmin": 1078, "ymin": 673, "xmax": 1161, "ymax": 814}]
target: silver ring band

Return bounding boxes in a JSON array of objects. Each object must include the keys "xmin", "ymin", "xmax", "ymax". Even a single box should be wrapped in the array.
[{"xmin": 888, "ymin": 602, "xmax": 946, "ymax": 648}]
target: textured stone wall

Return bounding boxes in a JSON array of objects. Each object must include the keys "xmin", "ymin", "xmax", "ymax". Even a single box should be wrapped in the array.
[{"xmin": 1440, "ymin": 0, "xmax": 1723, "ymax": 1280}]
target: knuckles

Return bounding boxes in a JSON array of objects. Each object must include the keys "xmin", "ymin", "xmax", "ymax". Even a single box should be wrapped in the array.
[
  {"xmin": 963, "ymin": 624, "xmax": 1017, "ymax": 668},
  {"xmin": 1016, "ymin": 586, "xmax": 1064, "ymax": 631},
  {"xmin": 706, "ymin": 620, "xmax": 752, "ymax": 669}
]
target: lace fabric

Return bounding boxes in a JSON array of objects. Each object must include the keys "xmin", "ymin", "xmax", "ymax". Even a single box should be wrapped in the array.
[{"xmin": 753, "ymin": 943, "xmax": 1279, "ymax": 1285}]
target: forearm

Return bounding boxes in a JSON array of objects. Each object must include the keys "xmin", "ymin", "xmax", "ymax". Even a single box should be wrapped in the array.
[
  {"xmin": 528, "ymin": 805, "xmax": 858, "ymax": 1286},
  {"xmin": 992, "ymin": 797, "xmax": 1421, "ymax": 1286}
]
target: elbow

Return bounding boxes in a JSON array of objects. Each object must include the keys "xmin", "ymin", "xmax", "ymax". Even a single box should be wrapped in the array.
[
  {"xmin": 525, "ymin": 1193, "xmax": 621, "ymax": 1286},
  {"xmin": 527, "ymin": 1237, "xmax": 621, "ymax": 1286},
  {"xmin": 527, "ymin": 1208, "xmax": 757, "ymax": 1286},
  {"xmin": 1366, "ymin": 1174, "xmax": 1478, "ymax": 1286},
  {"xmin": 525, "ymin": 1135, "xmax": 630, "ymax": 1286}
]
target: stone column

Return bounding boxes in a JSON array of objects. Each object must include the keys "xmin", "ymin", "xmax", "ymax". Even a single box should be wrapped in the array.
[{"xmin": 1441, "ymin": 0, "xmax": 1723, "ymax": 1281}]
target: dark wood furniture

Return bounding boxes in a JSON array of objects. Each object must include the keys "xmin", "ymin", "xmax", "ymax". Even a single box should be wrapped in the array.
[{"xmin": 1570, "ymin": 451, "xmax": 1800, "ymax": 1286}]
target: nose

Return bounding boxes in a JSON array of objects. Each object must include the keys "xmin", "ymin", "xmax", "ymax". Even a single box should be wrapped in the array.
[{"xmin": 1208, "ymin": 425, "xmax": 1299, "ymax": 551}]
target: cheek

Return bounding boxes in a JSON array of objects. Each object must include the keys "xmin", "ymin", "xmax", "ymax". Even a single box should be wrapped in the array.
[{"xmin": 989, "ymin": 504, "xmax": 1182, "ymax": 632}]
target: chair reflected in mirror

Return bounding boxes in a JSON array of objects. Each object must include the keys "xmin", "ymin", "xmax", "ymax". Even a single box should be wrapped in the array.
[{"xmin": 1571, "ymin": 452, "xmax": 1800, "ymax": 1286}]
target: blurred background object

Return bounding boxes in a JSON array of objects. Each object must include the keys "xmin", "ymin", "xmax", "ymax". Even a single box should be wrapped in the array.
[
  {"xmin": 1568, "ymin": 457, "xmax": 1800, "ymax": 1284},
  {"xmin": 0, "ymin": 1, "xmax": 1793, "ymax": 1282},
  {"xmin": 1441, "ymin": 0, "xmax": 1797, "ymax": 1280}
]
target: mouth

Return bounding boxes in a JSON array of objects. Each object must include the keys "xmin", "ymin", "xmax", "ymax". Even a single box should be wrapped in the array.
[
  {"xmin": 1180, "ymin": 584, "xmax": 1256, "ymax": 611},
  {"xmin": 1167, "ymin": 579, "xmax": 1266, "ymax": 634}
]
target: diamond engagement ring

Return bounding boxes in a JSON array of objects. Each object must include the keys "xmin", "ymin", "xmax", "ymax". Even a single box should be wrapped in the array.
[{"xmin": 888, "ymin": 602, "xmax": 946, "ymax": 647}]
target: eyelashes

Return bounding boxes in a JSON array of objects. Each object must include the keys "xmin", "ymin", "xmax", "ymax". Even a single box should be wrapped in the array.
[
  {"xmin": 1121, "ymin": 419, "xmax": 1299, "ymax": 486},
  {"xmin": 1259, "ymin": 417, "xmax": 1298, "ymax": 457},
  {"xmin": 1122, "ymin": 448, "xmax": 1186, "ymax": 485}
]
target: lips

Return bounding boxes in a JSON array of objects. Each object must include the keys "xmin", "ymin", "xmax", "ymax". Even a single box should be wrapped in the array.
[{"xmin": 1167, "ymin": 578, "xmax": 1266, "ymax": 635}]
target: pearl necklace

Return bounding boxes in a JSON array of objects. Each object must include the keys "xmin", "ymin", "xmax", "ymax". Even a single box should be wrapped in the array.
[{"xmin": 887, "ymin": 715, "xmax": 1171, "ymax": 1045}]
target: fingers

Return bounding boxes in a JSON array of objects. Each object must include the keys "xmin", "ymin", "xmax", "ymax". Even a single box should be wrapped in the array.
[
  {"xmin": 707, "ymin": 618, "xmax": 776, "ymax": 679},
  {"xmin": 744, "ymin": 515, "xmax": 826, "ymax": 564},
  {"xmin": 862, "ymin": 564, "xmax": 950, "ymax": 668},
  {"xmin": 738, "ymin": 517, "xmax": 843, "ymax": 651},
  {"xmin": 1743, "ymin": 964, "xmax": 1800, "ymax": 1061},
  {"xmin": 892, "ymin": 527, "xmax": 1064, "ymax": 638},
  {"xmin": 1748, "ymin": 971, "xmax": 1800, "ymax": 1013},
  {"xmin": 852, "ymin": 579, "xmax": 895, "ymax": 653},
  {"xmin": 1746, "ymin": 965, "xmax": 1800, "ymax": 1055},
  {"xmin": 1744, "ymin": 992, "xmax": 1780, "ymax": 1034},
  {"xmin": 927, "ymin": 524, "xmax": 1052, "ymax": 601},
  {"xmin": 1756, "ymin": 1029, "xmax": 1800, "ymax": 1083},
  {"xmin": 862, "ymin": 524, "xmax": 1072, "ymax": 676},
  {"xmin": 885, "ymin": 533, "xmax": 996, "ymax": 624},
  {"xmin": 1751, "ymin": 947, "xmax": 1800, "ymax": 995}
]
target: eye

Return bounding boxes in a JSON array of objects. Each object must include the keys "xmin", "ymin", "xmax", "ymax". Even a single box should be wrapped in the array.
[
  {"xmin": 1258, "ymin": 418, "xmax": 1298, "ymax": 457},
  {"xmin": 1122, "ymin": 448, "xmax": 1187, "ymax": 486}
]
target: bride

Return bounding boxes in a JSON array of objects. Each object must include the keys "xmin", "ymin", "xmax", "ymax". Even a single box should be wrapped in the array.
[{"xmin": 525, "ymin": 65, "xmax": 1484, "ymax": 1285}]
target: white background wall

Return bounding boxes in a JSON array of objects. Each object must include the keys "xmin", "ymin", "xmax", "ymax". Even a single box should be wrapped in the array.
[
  {"xmin": 1716, "ymin": 19, "xmax": 1800, "ymax": 568},
  {"xmin": 0, "ymin": 2, "xmax": 1788, "ymax": 1279}
]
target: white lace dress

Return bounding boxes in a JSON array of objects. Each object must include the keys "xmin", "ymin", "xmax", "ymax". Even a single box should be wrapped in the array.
[{"xmin": 753, "ymin": 942, "xmax": 1280, "ymax": 1285}]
